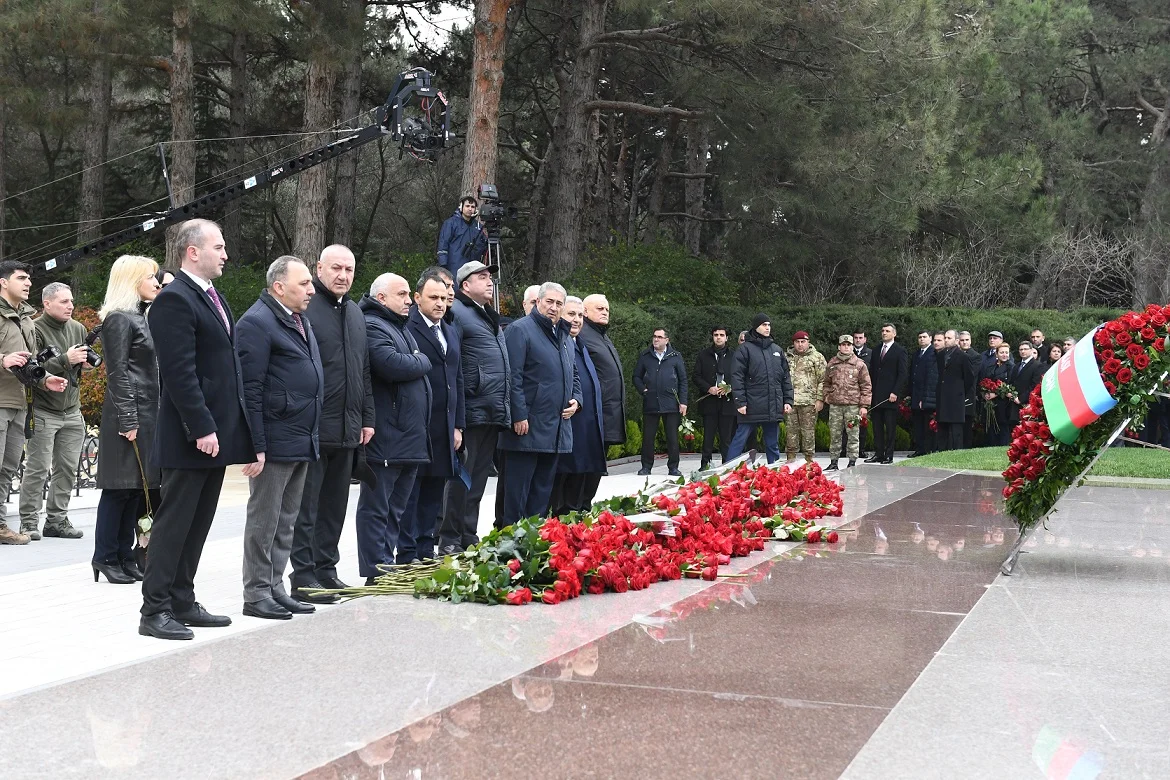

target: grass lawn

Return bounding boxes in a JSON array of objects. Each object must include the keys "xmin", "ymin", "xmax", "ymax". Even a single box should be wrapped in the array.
[{"xmin": 900, "ymin": 446, "xmax": 1170, "ymax": 479}]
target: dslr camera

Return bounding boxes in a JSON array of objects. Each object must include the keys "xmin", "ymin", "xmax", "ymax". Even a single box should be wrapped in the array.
[
  {"xmin": 73, "ymin": 327, "xmax": 103, "ymax": 369},
  {"xmin": 10, "ymin": 346, "xmax": 61, "ymax": 389}
]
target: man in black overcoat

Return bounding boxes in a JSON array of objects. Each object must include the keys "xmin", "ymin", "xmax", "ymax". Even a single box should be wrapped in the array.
[
  {"xmin": 693, "ymin": 325, "xmax": 737, "ymax": 470},
  {"xmin": 935, "ymin": 330, "xmax": 975, "ymax": 452},
  {"xmin": 401, "ymin": 269, "xmax": 464, "ymax": 563},
  {"xmin": 140, "ymin": 219, "xmax": 256, "ymax": 640},
  {"xmin": 866, "ymin": 323, "xmax": 907, "ymax": 464}
]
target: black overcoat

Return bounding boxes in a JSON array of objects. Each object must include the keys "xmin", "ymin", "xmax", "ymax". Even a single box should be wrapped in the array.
[
  {"xmin": 406, "ymin": 306, "xmax": 465, "ymax": 478},
  {"xmin": 497, "ymin": 309, "xmax": 582, "ymax": 454},
  {"xmin": 935, "ymin": 347, "xmax": 974, "ymax": 424},
  {"xmin": 730, "ymin": 333, "xmax": 794, "ymax": 424},
  {"xmin": 577, "ymin": 319, "xmax": 627, "ymax": 445},
  {"xmin": 97, "ymin": 306, "xmax": 160, "ymax": 490}
]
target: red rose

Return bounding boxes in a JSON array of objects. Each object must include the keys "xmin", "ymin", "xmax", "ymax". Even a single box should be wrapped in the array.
[
  {"xmin": 1105, "ymin": 320, "xmax": 1124, "ymax": 334},
  {"xmin": 508, "ymin": 559, "xmax": 521, "ymax": 575},
  {"xmin": 1002, "ymin": 485, "xmax": 1014, "ymax": 499},
  {"xmin": 1116, "ymin": 331, "xmax": 1133, "ymax": 346},
  {"xmin": 1156, "ymin": 338, "xmax": 1166, "ymax": 353},
  {"xmin": 1118, "ymin": 367, "xmax": 1133, "ymax": 383},
  {"xmin": 827, "ymin": 531, "xmax": 839, "ymax": 543},
  {"xmin": 612, "ymin": 576, "xmax": 629, "ymax": 593},
  {"xmin": 1153, "ymin": 313, "xmax": 1168, "ymax": 327},
  {"xmin": 1142, "ymin": 326, "xmax": 1157, "ymax": 341},
  {"xmin": 1104, "ymin": 380, "xmax": 1116, "ymax": 395},
  {"xmin": 1127, "ymin": 343, "xmax": 1145, "ymax": 360},
  {"xmin": 541, "ymin": 590, "xmax": 561, "ymax": 605},
  {"xmin": 1094, "ymin": 330, "xmax": 1113, "ymax": 348},
  {"xmin": 807, "ymin": 530, "xmax": 821, "ymax": 543},
  {"xmin": 1134, "ymin": 353, "xmax": 1151, "ymax": 370},
  {"xmin": 1103, "ymin": 358, "xmax": 1121, "ymax": 375},
  {"xmin": 700, "ymin": 567, "xmax": 718, "ymax": 581},
  {"xmin": 1100, "ymin": 349, "xmax": 1114, "ymax": 361}
]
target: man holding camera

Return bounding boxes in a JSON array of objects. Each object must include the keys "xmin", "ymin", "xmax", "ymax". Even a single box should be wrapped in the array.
[
  {"xmin": 18, "ymin": 282, "xmax": 94, "ymax": 540},
  {"xmin": 436, "ymin": 196, "xmax": 488, "ymax": 276},
  {"xmin": 0, "ymin": 262, "xmax": 68, "ymax": 545}
]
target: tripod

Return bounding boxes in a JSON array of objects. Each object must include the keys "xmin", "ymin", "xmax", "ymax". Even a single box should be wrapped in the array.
[{"xmin": 486, "ymin": 235, "xmax": 503, "ymax": 312}]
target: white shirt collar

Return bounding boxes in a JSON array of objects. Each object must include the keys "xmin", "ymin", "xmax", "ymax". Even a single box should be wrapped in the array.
[{"xmin": 181, "ymin": 268, "xmax": 212, "ymax": 292}]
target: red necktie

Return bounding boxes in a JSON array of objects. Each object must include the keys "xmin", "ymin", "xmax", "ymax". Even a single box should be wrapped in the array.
[
  {"xmin": 206, "ymin": 287, "xmax": 231, "ymax": 332},
  {"xmin": 292, "ymin": 312, "xmax": 306, "ymax": 340}
]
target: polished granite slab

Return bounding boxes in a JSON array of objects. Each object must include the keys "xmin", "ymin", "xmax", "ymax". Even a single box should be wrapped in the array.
[
  {"xmin": 0, "ymin": 466, "xmax": 966, "ymax": 779},
  {"xmin": 844, "ymin": 482, "xmax": 1170, "ymax": 779}
]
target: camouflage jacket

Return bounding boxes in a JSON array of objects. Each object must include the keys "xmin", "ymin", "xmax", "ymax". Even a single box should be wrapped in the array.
[
  {"xmin": 822, "ymin": 353, "xmax": 873, "ymax": 408},
  {"xmin": 785, "ymin": 345, "xmax": 827, "ymax": 405}
]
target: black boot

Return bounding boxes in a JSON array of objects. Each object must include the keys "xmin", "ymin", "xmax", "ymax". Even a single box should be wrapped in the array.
[
  {"xmin": 825, "ymin": 459, "xmax": 839, "ymax": 472},
  {"xmin": 848, "ymin": 458, "xmax": 856, "ymax": 468}
]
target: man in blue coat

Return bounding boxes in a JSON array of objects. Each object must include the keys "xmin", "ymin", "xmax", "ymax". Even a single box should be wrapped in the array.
[
  {"xmin": 550, "ymin": 296, "xmax": 606, "ymax": 516},
  {"xmin": 497, "ymin": 282, "xmax": 582, "ymax": 526},
  {"xmin": 400, "ymin": 269, "xmax": 465, "ymax": 563},
  {"xmin": 355, "ymin": 274, "xmax": 432, "ymax": 583},
  {"xmin": 908, "ymin": 330, "xmax": 940, "ymax": 457},
  {"xmin": 436, "ymin": 196, "xmax": 488, "ymax": 275},
  {"xmin": 236, "ymin": 256, "xmax": 324, "ymax": 620}
]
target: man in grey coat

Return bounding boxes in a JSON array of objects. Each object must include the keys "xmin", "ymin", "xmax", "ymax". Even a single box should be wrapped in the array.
[
  {"xmin": 578, "ymin": 294, "xmax": 626, "ymax": 450},
  {"xmin": 441, "ymin": 260, "xmax": 510, "ymax": 554},
  {"xmin": 497, "ymin": 282, "xmax": 582, "ymax": 526}
]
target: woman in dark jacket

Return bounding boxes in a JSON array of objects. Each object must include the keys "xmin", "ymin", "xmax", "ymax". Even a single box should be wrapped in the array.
[
  {"xmin": 726, "ymin": 314, "xmax": 793, "ymax": 464},
  {"xmin": 983, "ymin": 344, "xmax": 1014, "ymax": 446},
  {"xmin": 92, "ymin": 256, "xmax": 162, "ymax": 585}
]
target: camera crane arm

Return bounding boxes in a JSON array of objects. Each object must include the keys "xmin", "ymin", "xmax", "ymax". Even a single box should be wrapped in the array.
[{"xmin": 29, "ymin": 68, "xmax": 450, "ymax": 278}]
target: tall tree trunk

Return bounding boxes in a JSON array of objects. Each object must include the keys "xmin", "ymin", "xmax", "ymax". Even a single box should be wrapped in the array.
[
  {"xmin": 683, "ymin": 121, "xmax": 709, "ymax": 255},
  {"xmin": 222, "ymin": 31, "xmax": 248, "ymax": 256},
  {"xmin": 461, "ymin": 0, "xmax": 515, "ymax": 197},
  {"xmin": 543, "ymin": 0, "xmax": 608, "ymax": 279},
  {"xmin": 642, "ymin": 116, "xmax": 677, "ymax": 243},
  {"xmin": 77, "ymin": 25, "xmax": 112, "ymax": 245},
  {"xmin": 1134, "ymin": 86, "xmax": 1170, "ymax": 306},
  {"xmin": 332, "ymin": 0, "xmax": 365, "ymax": 251},
  {"xmin": 165, "ymin": 1, "xmax": 196, "ymax": 269},
  {"xmin": 626, "ymin": 139, "xmax": 642, "ymax": 245},
  {"xmin": 524, "ymin": 136, "xmax": 552, "ymax": 278},
  {"xmin": 0, "ymin": 97, "xmax": 6, "ymax": 263},
  {"xmin": 293, "ymin": 39, "xmax": 337, "ymax": 262}
]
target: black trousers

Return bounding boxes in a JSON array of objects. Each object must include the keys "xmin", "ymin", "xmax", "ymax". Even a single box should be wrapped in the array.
[
  {"xmin": 962, "ymin": 414, "xmax": 975, "ymax": 449},
  {"xmin": 871, "ymin": 407, "xmax": 898, "ymax": 459},
  {"xmin": 701, "ymin": 413, "xmax": 736, "ymax": 466},
  {"xmin": 492, "ymin": 449, "xmax": 507, "ymax": 531},
  {"xmin": 911, "ymin": 409, "xmax": 935, "ymax": 455},
  {"xmin": 140, "ymin": 467, "xmax": 225, "ymax": 616},
  {"xmin": 93, "ymin": 488, "xmax": 154, "ymax": 566},
  {"xmin": 549, "ymin": 472, "xmax": 603, "ymax": 516},
  {"xmin": 400, "ymin": 475, "xmax": 446, "ymax": 563},
  {"xmin": 939, "ymin": 422, "xmax": 965, "ymax": 451},
  {"xmin": 641, "ymin": 412, "xmax": 680, "ymax": 472},
  {"xmin": 289, "ymin": 446, "xmax": 354, "ymax": 587},
  {"xmin": 502, "ymin": 450, "xmax": 557, "ymax": 526},
  {"xmin": 441, "ymin": 425, "xmax": 498, "ymax": 550}
]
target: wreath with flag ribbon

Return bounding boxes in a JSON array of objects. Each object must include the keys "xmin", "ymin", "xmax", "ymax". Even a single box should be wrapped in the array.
[{"xmin": 1002, "ymin": 306, "xmax": 1170, "ymax": 532}]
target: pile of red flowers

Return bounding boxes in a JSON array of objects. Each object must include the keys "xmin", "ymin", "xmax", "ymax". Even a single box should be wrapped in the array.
[
  {"xmin": 1002, "ymin": 304, "xmax": 1170, "ymax": 531},
  {"xmin": 409, "ymin": 463, "xmax": 844, "ymax": 605}
]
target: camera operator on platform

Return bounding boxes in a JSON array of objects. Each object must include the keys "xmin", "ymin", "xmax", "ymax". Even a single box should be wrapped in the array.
[
  {"xmin": 19, "ymin": 282, "xmax": 95, "ymax": 541},
  {"xmin": 0, "ymin": 262, "xmax": 67, "ymax": 546},
  {"xmin": 436, "ymin": 196, "xmax": 488, "ymax": 276}
]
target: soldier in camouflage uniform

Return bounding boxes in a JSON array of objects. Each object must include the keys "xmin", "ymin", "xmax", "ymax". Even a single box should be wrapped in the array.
[
  {"xmin": 822, "ymin": 335, "xmax": 872, "ymax": 470},
  {"xmin": 785, "ymin": 331, "xmax": 826, "ymax": 464}
]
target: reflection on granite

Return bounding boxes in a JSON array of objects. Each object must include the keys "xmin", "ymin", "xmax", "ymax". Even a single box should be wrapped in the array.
[
  {"xmin": 299, "ymin": 474, "xmax": 1011, "ymax": 779},
  {"xmin": 844, "ymin": 482, "xmax": 1170, "ymax": 779}
]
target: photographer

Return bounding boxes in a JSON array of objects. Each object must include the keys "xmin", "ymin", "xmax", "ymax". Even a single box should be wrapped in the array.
[
  {"xmin": 18, "ymin": 282, "xmax": 94, "ymax": 541},
  {"xmin": 436, "ymin": 195, "xmax": 488, "ymax": 275}
]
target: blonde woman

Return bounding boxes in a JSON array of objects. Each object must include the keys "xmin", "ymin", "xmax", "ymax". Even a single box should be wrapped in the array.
[{"xmin": 92, "ymin": 256, "xmax": 162, "ymax": 584}]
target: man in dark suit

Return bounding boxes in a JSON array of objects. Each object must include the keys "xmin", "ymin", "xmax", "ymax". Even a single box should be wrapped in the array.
[
  {"xmin": 936, "ymin": 330, "xmax": 975, "ymax": 451},
  {"xmin": 981, "ymin": 330, "xmax": 1004, "ymax": 378},
  {"xmin": 693, "ymin": 326, "xmax": 737, "ymax": 470},
  {"xmin": 140, "ymin": 219, "xmax": 255, "ymax": 640},
  {"xmin": 399, "ymin": 268, "xmax": 464, "ymax": 563},
  {"xmin": 1009, "ymin": 342, "xmax": 1044, "ymax": 422},
  {"xmin": 865, "ymin": 323, "xmax": 907, "ymax": 464},
  {"xmin": 236, "ymin": 256, "xmax": 324, "ymax": 620},
  {"xmin": 908, "ymin": 331, "xmax": 938, "ymax": 457},
  {"xmin": 958, "ymin": 331, "xmax": 982, "ymax": 448},
  {"xmin": 549, "ymin": 297, "xmax": 606, "ymax": 515}
]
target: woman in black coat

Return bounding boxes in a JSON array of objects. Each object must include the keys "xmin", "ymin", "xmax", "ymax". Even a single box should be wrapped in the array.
[
  {"xmin": 92, "ymin": 256, "xmax": 163, "ymax": 585},
  {"xmin": 982, "ymin": 344, "xmax": 1014, "ymax": 446}
]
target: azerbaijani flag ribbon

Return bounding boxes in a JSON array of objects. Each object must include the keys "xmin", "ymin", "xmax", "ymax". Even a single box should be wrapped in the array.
[{"xmin": 1040, "ymin": 326, "xmax": 1117, "ymax": 445}]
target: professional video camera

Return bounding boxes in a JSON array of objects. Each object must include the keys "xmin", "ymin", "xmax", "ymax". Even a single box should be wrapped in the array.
[
  {"xmin": 10, "ymin": 346, "xmax": 61, "ymax": 389},
  {"xmin": 476, "ymin": 184, "xmax": 518, "ymax": 240}
]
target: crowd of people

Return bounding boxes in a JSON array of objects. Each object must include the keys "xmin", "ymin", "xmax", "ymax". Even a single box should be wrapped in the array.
[{"xmin": 0, "ymin": 196, "xmax": 1085, "ymax": 641}]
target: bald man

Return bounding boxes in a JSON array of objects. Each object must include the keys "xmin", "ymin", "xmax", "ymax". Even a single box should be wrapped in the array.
[
  {"xmin": 289, "ymin": 244, "xmax": 374, "ymax": 603},
  {"xmin": 577, "ymin": 294, "xmax": 626, "ymax": 452},
  {"xmin": 354, "ymin": 274, "xmax": 433, "ymax": 583}
]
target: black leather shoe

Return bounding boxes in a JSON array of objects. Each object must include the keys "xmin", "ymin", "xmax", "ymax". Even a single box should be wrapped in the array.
[
  {"xmin": 880, "ymin": 457, "xmax": 894, "ymax": 464},
  {"xmin": 824, "ymin": 460, "xmax": 839, "ymax": 472},
  {"xmin": 864, "ymin": 455, "xmax": 882, "ymax": 463},
  {"xmin": 318, "ymin": 575, "xmax": 348, "ymax": 590},
  {"xmin": 243, "ymin": 598, "xmax": 292, "ymax": 620},
  {"xmin": 364, "ymin": 576, "xmax": 379, "ymax": 586},
  {"xmin": 292, "ymin": 581, "xmax": 338, "ymax": 604},
  {"xmin": 637, "ymin": 469, "xmax": 651, "ymax": 476},
  {"xmin": 848, "ymin": 459, "xmax": 856, "ymax": 468},
  {"xmin": 273, "ymin": 593, "xmax": 315, "ymax": 614},
  {"xmin": 121, "ymin": 560, "xmax": 144, "ymax": 581},
  {"xmin": 173, "ymin": 602, "xmax": 232, "ymax": 628},
  {"xmin": 139, "ymin": 611, "xmax": 194, "ymax": 640},
  {"xmin": 668, "ymin": 470, "xmax": 683, "ymax": 477}
]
